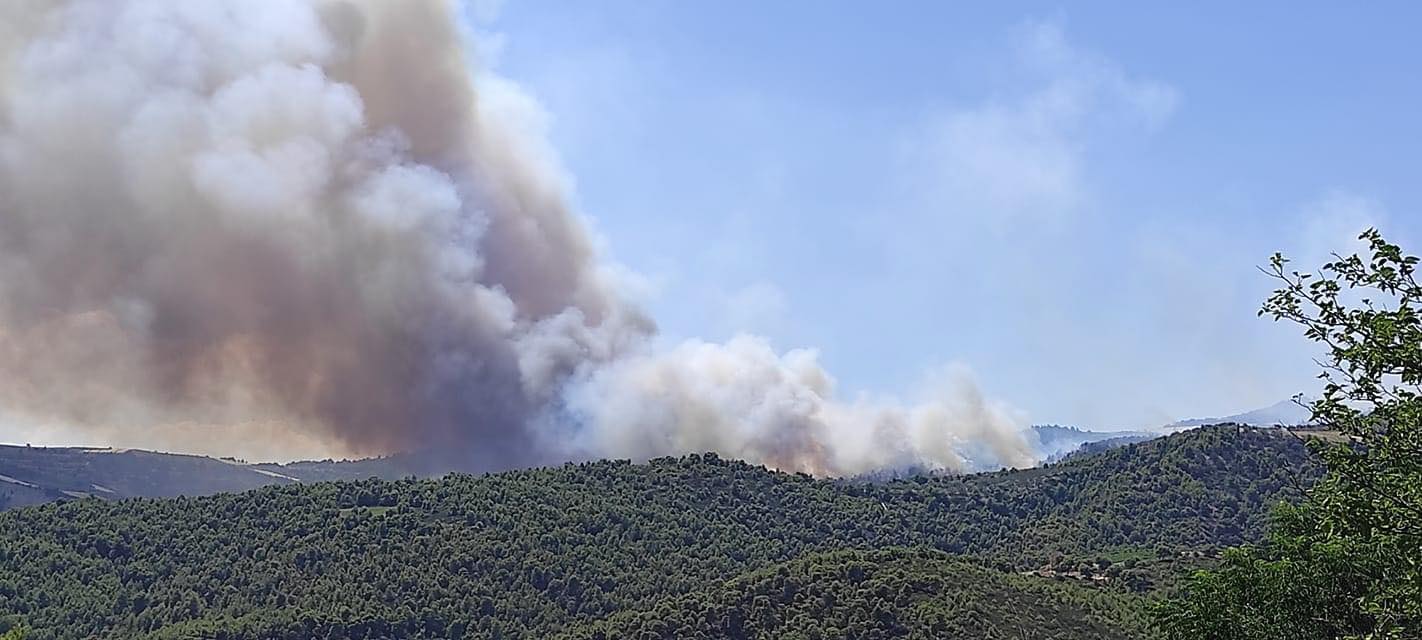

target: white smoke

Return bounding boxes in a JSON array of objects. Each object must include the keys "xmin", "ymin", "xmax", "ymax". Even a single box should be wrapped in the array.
[
  {"xmin": 0, "ymin": 0, "xmax": 1035, "ymax": 474},
  {"xmin": 557, "ymin": 336, "xmax": 1035, "ymax": 476}
]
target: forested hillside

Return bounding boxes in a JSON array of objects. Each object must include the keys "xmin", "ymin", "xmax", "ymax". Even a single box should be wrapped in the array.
[
  {"xmin": 0, "ymin": 426, "xmax": 1318, "ymax": 639},
  {"xmin": 563, "ymin": 548, "xmax": 1153, "ymax": 640}
]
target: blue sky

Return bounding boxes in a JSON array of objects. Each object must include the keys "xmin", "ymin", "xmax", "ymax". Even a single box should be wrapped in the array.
[{"xmin": 475, "ymin": 1, "xmax": 1421, "ymax": 429}]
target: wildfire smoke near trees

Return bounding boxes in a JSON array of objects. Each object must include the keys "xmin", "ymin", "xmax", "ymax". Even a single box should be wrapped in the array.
[{"xmin": 1, "ymin": 1, "xmax": 1419, "ymax": 639}]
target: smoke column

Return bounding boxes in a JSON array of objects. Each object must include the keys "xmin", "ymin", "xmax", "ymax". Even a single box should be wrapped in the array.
[{"xmin": 0, "ymin": 0, "xmax": 1036, "ymax": 475}]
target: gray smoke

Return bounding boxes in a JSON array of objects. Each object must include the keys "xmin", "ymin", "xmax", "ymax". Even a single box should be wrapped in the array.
[{"xmin": 0, "ymin": 0, "xmax": 1035, "ymax": 475}]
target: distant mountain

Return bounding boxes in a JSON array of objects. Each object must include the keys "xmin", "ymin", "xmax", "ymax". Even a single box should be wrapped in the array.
[
  {"xmin": 0, "ymin": 444, "xmax": 417, "ymax": 510},
  {"xmin": 1169, "ymin": 398, "xmax": 1313, "ymax": 429},
  {"xmin": 1030, "ymin": 424, "xmax": 1156, "ymax": 462}
]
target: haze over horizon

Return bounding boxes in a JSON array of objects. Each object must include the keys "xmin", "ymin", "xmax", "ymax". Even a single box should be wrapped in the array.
[{"xmin": 1, "ymin": 0, "xmax": 1418, "ymax": 467}]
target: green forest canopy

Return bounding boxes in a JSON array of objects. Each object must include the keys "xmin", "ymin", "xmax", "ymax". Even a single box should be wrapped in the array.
[{"xmin": 0, "ymin": 426, "xmax": 1315, "ymax": 639}]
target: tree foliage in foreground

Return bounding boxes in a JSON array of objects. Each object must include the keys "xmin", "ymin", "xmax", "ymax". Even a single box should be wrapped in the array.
[{"xmin": 1157, "ymin": 230, "xmax": 1422, "ymax": 639}]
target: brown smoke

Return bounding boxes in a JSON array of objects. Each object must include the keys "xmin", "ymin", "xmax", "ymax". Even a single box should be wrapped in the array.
[{"xmin": 0, "ymin": 0, "xmax": 1035, "ymax": 475}]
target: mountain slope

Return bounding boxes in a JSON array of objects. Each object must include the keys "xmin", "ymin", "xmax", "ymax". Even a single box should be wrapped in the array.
[
  {"xmin": 0, "ymin": 427, "xmax": 1319, "ymax": 639},
  {"xmin": 1030, "ymin": 425, "xmax": 1157, "ymax": 462},
  {"xmin": 561, "ymin": 548, "xmax": 1154, "ymax": 640}
]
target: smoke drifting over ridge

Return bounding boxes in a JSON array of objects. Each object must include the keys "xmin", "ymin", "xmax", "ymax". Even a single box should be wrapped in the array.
[{"xmin": 0, "ymin": 0, "xmax": 1035, "ymax": 475}]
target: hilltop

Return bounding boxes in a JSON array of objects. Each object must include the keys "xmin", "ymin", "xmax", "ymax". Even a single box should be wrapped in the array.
[
  {"xmin": 1, "ymin": 424, "xmax": 1164, "ymax": 511},
  {"xmin": 0, "ymin": 427, "xmax": 1156, "ymax": 511}
]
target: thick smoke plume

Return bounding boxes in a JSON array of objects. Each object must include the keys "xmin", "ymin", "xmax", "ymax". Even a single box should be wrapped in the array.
[{"xmin": 0, "ymin": 0, "xmax": 1036, "ymax": 475}]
